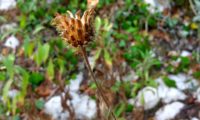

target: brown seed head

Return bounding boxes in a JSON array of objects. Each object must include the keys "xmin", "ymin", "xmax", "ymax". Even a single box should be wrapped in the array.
[{"xmin": 51, "ymin": 9, "xmax": 95, "ymax": 47}]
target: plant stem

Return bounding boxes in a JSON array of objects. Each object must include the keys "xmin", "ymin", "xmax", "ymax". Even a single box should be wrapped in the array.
[{"xmin": 80, "ymin": 46, "xmax": 117, "ymax": 120}]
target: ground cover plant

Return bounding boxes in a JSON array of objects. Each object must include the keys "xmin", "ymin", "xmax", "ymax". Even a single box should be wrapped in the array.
[{"xmin": 0, "ymin": 0, "xmax": 200, "ymax": 120}]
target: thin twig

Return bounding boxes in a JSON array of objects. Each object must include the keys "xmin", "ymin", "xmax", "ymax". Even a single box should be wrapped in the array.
[{"xmin": 80, "ymin": 46, "xmax": 117, "ymax": 120}]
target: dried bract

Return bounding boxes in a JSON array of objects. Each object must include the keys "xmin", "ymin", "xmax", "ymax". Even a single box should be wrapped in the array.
[{"xmin": 51, "ymin": 9, "xmax": 95, "ymax": 47}]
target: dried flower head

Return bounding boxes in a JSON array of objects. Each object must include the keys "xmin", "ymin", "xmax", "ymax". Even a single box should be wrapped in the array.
[{"xmin": 51, "ymin": 9, "xmax": 95, "ymax": 47}]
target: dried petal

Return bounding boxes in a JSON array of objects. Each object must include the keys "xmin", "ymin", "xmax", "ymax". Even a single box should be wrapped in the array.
[{"xmin": 51, "ymin": 9, "xmax": 95, "ymax": 48}]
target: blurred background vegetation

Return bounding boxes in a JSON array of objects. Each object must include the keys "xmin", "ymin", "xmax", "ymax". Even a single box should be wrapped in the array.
[{"xmin": 0, "ymin": 0, "xmax": 200, "ymax": 119}]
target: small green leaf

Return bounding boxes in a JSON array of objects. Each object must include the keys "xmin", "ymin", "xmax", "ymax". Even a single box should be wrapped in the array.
[
  {"xmin": 0, "ymin": 72, "xmax": 6, "ymax": 81},
  {"xmin": 34, "ymin": 43, "xmax": 50, "ymax": 66},
  {"xmin": 35, "ymin": 99, "xmax": 45, "ymax": 110},
  {"xmin": 119, "ymin": 40, "xmax": 126, "ymax": 47},
  {"xmin": 29, "ymin": 72, "xmax": 44, "ymax": 86},
  {"xmin": 94, "ymin": 49, "xmax": 102, "ymax": 61},
  {"xmin": 115, "ymin": 103, "xmax": 126, "ymax": 117},
  {"xmin": 90, "ymin": 83, "xmax": 97, "ymax": 89},
  {"xmin": 193, "ymin": 71, "xmax": 200, "ymax": 79},
  {"xmin": 95, "ymin": 17, "xmax": 101, "ymax": 33},
  {"xmin": 3, "ymin": 54, "xmax": 15, "ymax": 77},
  {"xmin": 163, "ymin": 77, "xmax": 177, "ymax": 88},
  {"xmin": 126, "ymin": 104, "xmax": 134, "ymax": 112},
  {"xmin": 15, "ymin": 66, "xmax": 29, "ymax": 96},
  {"xmin": 33, "ymin": 25, "xmax": 45, "ymax": 35},
  {"xmin": 104, "ymin": 49, "xmax": 112, "ymax": 67},
  {"xmin": 47, "ymin": 59, "xmax": 54, "ymax": 80},
  {"xmin": 180, "ymin": 57, "xmax": 190, "ymax": 65},
  {"xmin": 3, "ymin": 79, "xmax": 13, "ymax": 102},
  {"xmin": 23, "ymin": 37, "xmax": 34, "ymax": 57},
  {"xmin": 19, "ymin": 14, "xmax": 27, "ymax": 29}
]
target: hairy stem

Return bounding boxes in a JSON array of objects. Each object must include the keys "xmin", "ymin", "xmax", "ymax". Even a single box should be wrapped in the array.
[{"xmin": 80, "ymin": 46, "xmax": 117, "ymax": 120}]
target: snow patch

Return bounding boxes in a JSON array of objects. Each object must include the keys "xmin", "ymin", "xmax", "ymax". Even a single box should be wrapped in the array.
[
  {"xmin": 194, "ymin": 88, "xmax": 200, "ymax": 102},
  {"xmin": 44, "ymin": 96, "xmax": 69, "ymax": 120},
  {"xmin": 191, "ymin": 117, "xmax": 199, "ymax": 120},
  {"xmin": 144, "ymin": 0, "xmax": 170, "ymax": 13},
  {"xmin": 4, "ymin": 35, "xmax": 19, "ymax": 49},
  {"xmin": 45, "ymin": 72, "xmax": 96, "ymax": 119},
  {"xmin": 156, "ymin": 77, "xmax": 187, "ymax": 103},
  {"xmin": 70, "ymin": 92, "xmax": 96, "ymax": 119},
  {"xmin": 158, "ymin": 86, "xmax": 187, "ymax": 103},
  {"xmin": 135, "ymin": 87, "xmax": 160, "ymax": 110},
  {"xmin": 88, "ymin": 56, "xmax": 95, "ymax": 70},
  {"xmin": 155, "ymin": 102, "xmax": 184, "ymax": 120},
  {"xmin": 0, "ymin": 0, "xmax": 16, "ymax": 10},
  {"xmin": 0, "ymin": 23, "xmax": 17, "ymax": 33},
  {"xmin": 69, "ymin": 72, "xmax": 83, "ymax": 92},
  {"xmin": 8, "ymin": 89, "xmax": 18, "ymax": 98},
  {"xmin": 180, "ymin": 50, "xmax": 191, "ymax": 57},
  {"xmin": 168, "ymin": 74, "xmax": 199, "ymax": 90},
  {"xmin": 45, "ymin": 93, "xmax": 96, "ymax": 120}
]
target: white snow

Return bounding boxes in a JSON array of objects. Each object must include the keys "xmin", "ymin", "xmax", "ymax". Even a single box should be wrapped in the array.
[
  {"xmin": 159, "ymin": 87, "xmax": 187, "ymax": 103},
  {"xmin": 45, "ymin": 72, "xmax": 96, "ymax": 119},
  {"xmin": 180, "ymin": 50, "xmax": 191, "ymax": 57},
  {"xmin": 156, "ymin": 77, "xmax": 187, "ymax": 103},
  {"xmin": 4, "ymin": 35, "xmax": 19, "ymax": 49},
  {"xmin": 70, "ymin": 92, "xmax": 96, "ymax": 119},
  {"xmin": 194, "ymin": 88, "xmax": 200, "ymax": 102},
  {"xmin": 155, "ymin": 102, "xmax": 185, "ymax": 120},
  {"xmin": 0, "ymin": 23, "xmax": 17, "ymax": 33},
  {"xmin": 88, "ymin": 56, "xmax": 95, "ymax": 70},
  {"xmin": 0, "ymin": 0, "xmax": 16, "ymax": 10},
  {"xmin": 45, "ymin": 93, "xmax": 96, "ymax": 120},
  {"xmin": 168, "ymin": 74, "xmax": 198, "ymax": 90},
  {"xmin": 135, "ymin": 87, "xmax": 160, "ymax": 110},
  {"xmin": 44, "ymin": 96, "xmax": 69, "ymax": 120},
  {"xmin": 69, "ymin": 72, "xmax": 83, "ymax": 92},
  {"xmin": 8, "ymin": 89, "xmax": 18, "ymax": 98},
  {"xmin": 144, "ymin": 0, "xmax": 170, "ymax": 13},
  {"xmin": 191, "ymin": 117, "xmax": 199, "ymax": 120}
]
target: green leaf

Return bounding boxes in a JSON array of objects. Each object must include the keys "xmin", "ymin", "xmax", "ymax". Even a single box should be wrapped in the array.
[
  {"xmin": 19, "ymin": 14, "xmax": 27, "ymax": 29},
  {"xmin": 35, "ymin": 99, "xmax": 45, "ymax": 110},
  {"xmin": 119, "ymin": 40, "xmax": 126, "ymax": 47},
  {"xmin": 166, "ymin": 17, "xmax": 178, "ymax": 28},
  {"xmin": 115, "ymin": 103, "xmax": 126, "ymax": 117},
  {"xmin": 3, "ymin": 79, "xmax": 13, "ymax": 102},
  {"xmin": 131, "ymin": 83, "xmax": 142, "ymax": 97},
  {"xmin": 90, "ymin": 83, "xmax": 97, "ymax": 89},
  {"xmin": 15, "ymin": 66, "xmax": 29, "ymax": 96},
  {"xmin": 146, "ymin": 79, "xmax": 158, "ymax": 87},
  {"xmin": 3, "ymin": 54, "xmax": 15, "ymax": 77},
  {"xmin": 0, "ymin": 72, "xmax": 6, "ymax": 81},
  {"xmin": 94, "ymin": 49, "xmax": 102, "ymax": 61},
  {"xmin": 126, "ymin": 104, "xmax": 134, "ymax": 112},
  {"xmin": 95, "ymin": 17, "xmax": 101, "ymax": 33},
  {"xmin": 33, "ymin": 25, "xmax": 45, "ymax": 35},
  {"xmin": 104, "ymin": 49, "xmax": 112, "ymax": 67},
  {"xmin": 34, "ymin": 43, "xmax": 50, "ymax": 66},
  {"xmin": 163, "ymin": 77, "xmax": 177, "ymax": 88},
  {"xmin": 180, "ymin": 57, "xmax": 190, "ymax": 65},
  {"xmin": 193, "ymin": 71, "xmax": 200, "ymax": 79},
  {"xmin": 29, "ymin": 72, "xmax": 44, "ymax": 86},
  {"xmin": 23, "ymin": 36, "xmax": 34, "ymax": 57},
  {"xmin": 47, "ymin": 59, "xmax": 54, "ymax": 80}
]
